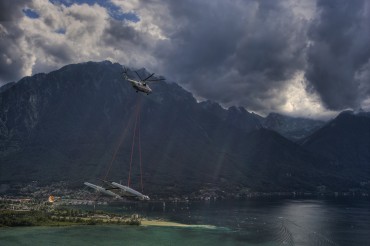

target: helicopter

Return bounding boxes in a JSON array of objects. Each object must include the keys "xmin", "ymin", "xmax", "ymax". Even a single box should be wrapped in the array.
[{"xmin": 122, "ymin": 66, "xmax": 165, "ymax": 94}]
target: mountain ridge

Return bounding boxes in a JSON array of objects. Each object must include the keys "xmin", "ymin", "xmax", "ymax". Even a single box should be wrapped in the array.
[
  {"xmin": 0, "ymin": 61, "xmax": 368, "ymax": 196},
  {"xmin": 262, "ymin": 112, "xmax": 326, "ymax": 140},
  {"xmin": 302, "ymin": 110, "xmax": 370, "ymax": 182}
]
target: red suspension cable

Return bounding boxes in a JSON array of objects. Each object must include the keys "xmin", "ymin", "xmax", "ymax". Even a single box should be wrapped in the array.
[
  {"xmin": 127, "ymin": 98, "xmax": 141, "ymax": 187},
  {"xmin": 138, "ymin": 110, "xmax": 143, "ymax": 192},
  {"xmin": 102, "ymin": 95, "xmax": 145, "ymax": 193},
  {"xmin": 104, "ymin": 104, "xmax": 136, "ymax": 180}
]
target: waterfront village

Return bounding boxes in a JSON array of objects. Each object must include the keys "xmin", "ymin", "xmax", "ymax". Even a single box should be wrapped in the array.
[{"xmin": 0, "ymin": 181, "xmax": 142, "ymax": 227}]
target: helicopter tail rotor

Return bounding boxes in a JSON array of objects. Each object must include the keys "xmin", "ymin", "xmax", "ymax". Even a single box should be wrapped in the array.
[
  {"xmin": 122, "ymin": 66, "xmax": 129, "ymax": 80},
  {"xmin": 122, "ymin": 66, "xmax": 129, "ymax": 74}
]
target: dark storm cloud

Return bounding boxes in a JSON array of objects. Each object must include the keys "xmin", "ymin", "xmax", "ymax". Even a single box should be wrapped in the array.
[
  {"xmin": 154, "ymin": 0, "xmax": 308, "ymax": 111},
  {"xmin": 0, "ymin": 0, "xmax": 30, "ymax": 84},
  {"xmin": 3, "ymin": 0, "xmax": 369, "ymax": 115},
  {"xmin": 306, "ymin": 0, "xmax": 370, "ymax": 110},
  {"xmin": 103, "ymin": 20, "xmax": 148, "ymax": 48},
  {"xmin": 102, "ymin": 16, "xmax": 162, "ymax": 68},
  {"xmin": 30, "ymin": 35, "xmax": 73, "ymax": 63},
  {"xmin": 0, "ymin": 0, "xmax": 27, "ymax": 21}
]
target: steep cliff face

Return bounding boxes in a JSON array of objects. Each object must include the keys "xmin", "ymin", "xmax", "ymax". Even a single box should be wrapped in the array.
[{"xmin": 0, "ymin": 61, "xmax": 364, "ymax": 194}]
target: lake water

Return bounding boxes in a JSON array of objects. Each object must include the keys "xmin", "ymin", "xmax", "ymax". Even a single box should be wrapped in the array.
[{"xmin": 1, "ymin": 199, "xmax": 369, "ymax": 245}]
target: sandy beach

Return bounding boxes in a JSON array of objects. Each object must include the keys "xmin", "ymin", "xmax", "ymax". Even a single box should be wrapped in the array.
[{"xmin": 140, "ymin": 219, "xmax": 217, "ymax": 229}]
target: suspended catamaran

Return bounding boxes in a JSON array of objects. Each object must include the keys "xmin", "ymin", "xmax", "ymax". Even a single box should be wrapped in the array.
[
  {"xmin": 86, "ymin": 70, "xmax": 154, "ymax": 201},
  {"xmin": 84, "ymin": 180, "xmax": 150, "ymax": 201}
]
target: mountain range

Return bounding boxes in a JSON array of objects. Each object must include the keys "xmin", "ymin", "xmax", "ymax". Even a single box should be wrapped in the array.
[
  {"xmin": 262, "ymin": 113, "xmax": 325, "ymax": 141},
  {"xmin": 0, "ymin": 61, "xmax": 369, "ymax": 196}
]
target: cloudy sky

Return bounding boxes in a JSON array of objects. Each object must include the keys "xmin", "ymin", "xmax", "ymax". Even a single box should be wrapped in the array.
[{"xmin": 1, "ymin": 0, "xmax": 369, "ymax": 118}]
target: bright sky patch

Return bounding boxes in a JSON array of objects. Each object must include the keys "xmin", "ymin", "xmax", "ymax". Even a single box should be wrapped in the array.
[
  {"xmin": 23, "ymin": 8, "xmax": 40, "ymax": 19},
  {"xmin": 55, "ymin": 28, "xmax": 66, "ymax": 35}
]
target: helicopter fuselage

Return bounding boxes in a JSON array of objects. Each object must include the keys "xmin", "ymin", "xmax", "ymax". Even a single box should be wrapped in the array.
[{"xmin": 127, "ymin": 78, "xmax": 152, "ymax": 94}]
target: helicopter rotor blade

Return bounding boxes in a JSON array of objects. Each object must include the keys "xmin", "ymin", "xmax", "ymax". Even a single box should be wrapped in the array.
[
  {"xmin": 146, "ymin": 78, "xmax": 165, "ymax": 82},
  {"xmin": 135, "ymin": 71, "xmax": 143, "ymax": 81},
  {"xmin": 143, "ymin": 73, "xmax": 155, "ymax": 81}
]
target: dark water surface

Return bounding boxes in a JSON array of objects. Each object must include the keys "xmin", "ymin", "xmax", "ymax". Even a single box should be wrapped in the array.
[{"xmin": 1, "ymin": 199, "xmax": 369, "ymax": 245}]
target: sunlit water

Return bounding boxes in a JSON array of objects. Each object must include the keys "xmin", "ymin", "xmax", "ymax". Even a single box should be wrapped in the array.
[{"xmin": 1, "ymin": 199, "xmax": 369, "ymax": 245}]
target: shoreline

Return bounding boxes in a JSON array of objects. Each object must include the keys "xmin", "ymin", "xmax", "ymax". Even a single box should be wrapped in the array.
[
  {"xmin": 0, "ymin": 208, "xmax": 216, "ymax": 229},
  {"xmin": 140, "ymin": 219, "xmax": 217, "ymax": 229}
]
